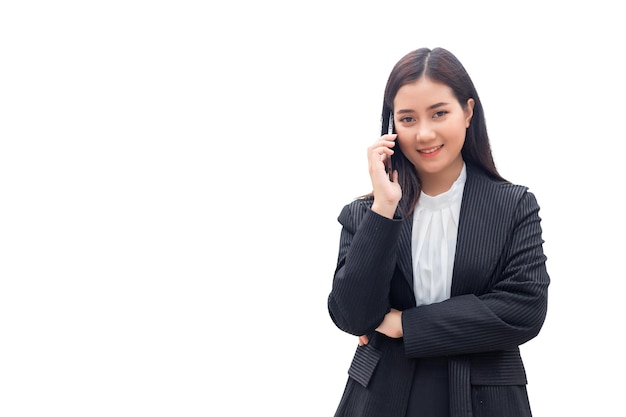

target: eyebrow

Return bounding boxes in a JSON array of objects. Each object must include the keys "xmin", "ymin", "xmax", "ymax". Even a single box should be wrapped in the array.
[{"xmin": 395, "ymin": 102, "xmax": 450, "ymax": 114}]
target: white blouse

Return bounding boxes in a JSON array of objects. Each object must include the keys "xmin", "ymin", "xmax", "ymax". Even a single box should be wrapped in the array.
[{"xmin": 411, "ymin": 163, "xmax": 466, "ymax": 306}]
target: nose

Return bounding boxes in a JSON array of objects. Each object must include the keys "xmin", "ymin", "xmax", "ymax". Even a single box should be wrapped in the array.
[{"xmin": 415, "ymin": 121, "xmax": 436, "ymax": 142}]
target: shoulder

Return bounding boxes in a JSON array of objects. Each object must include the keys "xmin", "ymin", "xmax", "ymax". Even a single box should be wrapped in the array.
[
  {"xmin": 342, "ymin": 196, "xmax": 374, "ymax": 213},
  {"xmin": 465, "ymin": 163, "xmax": 530, "ymax": 202},
  {"xmin": 338, "ymin": 197, "xmax": 373, "ymax": 231},
  {"xmin": 464, "ymin": 164, "xmax": 541, "ymax": 221},
  {"xmin": 338, "ymin": 196, "xmax": 404, "ymax": 234}
]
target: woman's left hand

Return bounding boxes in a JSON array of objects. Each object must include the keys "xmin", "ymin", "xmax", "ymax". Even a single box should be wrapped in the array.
[
  {"xmin": 357, "ymin": 308, "xmax": 404, "ymax": 345},
  {"xmin": 375, "ymin": 308, "xmax": 403, "ymax": 338}
]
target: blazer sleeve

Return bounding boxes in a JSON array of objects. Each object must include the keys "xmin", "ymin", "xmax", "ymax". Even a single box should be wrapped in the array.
[
  {"xmin": 327, "ymin": 199, "xmax": 404, "ymax": 336},
  {"xmin": 402, "ymin": 190, "xmax": 550, "ymax": 357}
]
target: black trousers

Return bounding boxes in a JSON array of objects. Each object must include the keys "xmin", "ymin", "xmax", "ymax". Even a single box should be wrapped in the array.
[{"xmin": 405, "ymin": 357, "xmax": 450, "ymax": 417}]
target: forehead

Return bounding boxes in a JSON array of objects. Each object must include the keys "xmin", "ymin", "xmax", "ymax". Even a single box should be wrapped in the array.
[{"xmin": 394, "ymin": 77, "xmax": 457, "ymax": 108}]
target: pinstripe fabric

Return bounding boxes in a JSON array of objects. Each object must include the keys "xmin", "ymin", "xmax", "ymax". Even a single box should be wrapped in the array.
[
  {"xmin": 348, "ymin": 344, "xmax": 383, "ymax": 388},
  {"xmin": 449, "ymin": 356, "xmax": 472, "ymax": 417},
  {"xmin": 471, "ymin": 386, "xmax": 532, "ymax": 417},
  {"xmin": 328, "ymin": 163, "xmax": 550, "ymax": 417}
]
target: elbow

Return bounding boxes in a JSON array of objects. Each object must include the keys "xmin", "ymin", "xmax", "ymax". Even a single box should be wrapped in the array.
[
  {"xmin": 529, "ymin": 299, "xmax": 549, "ymax": 339},
  {"xmin": 515, "ymin": 298, "xmax": 549, "ymax": 345},
  {"xmin": 327, "ymin": 294, "xmax": 382, "ymax": 336}
]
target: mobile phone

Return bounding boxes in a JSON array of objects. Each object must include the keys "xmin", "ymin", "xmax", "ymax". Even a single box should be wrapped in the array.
[{"xmin": 385, "ymin": 115, "xmax": 394, "ymax": 179}]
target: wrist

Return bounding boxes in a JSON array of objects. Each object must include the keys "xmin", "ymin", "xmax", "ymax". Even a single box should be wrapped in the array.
[{"xmin": 371, "ymin": 200, "xmax": 398, "ymax": 219}]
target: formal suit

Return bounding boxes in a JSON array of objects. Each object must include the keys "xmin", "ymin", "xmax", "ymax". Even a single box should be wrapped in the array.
[{"xmin": 328, "ymin": 163, "xmax": 550, "ymax": 417}]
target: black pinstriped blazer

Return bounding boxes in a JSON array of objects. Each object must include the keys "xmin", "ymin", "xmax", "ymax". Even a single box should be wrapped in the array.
[{"xmin": 328, "ymin": 163, "xmax": 550, "ymax": 417}]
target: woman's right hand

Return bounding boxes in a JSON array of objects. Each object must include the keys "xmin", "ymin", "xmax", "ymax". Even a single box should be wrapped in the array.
[{"xmin": 368, "ymin": 134, "xmax": 401, "ymax": 218}]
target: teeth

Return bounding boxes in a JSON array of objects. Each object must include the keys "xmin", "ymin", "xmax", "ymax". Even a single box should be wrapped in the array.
[{"xmin": 420, "ymin": 146, "xmax": 441, "ymax": 154}]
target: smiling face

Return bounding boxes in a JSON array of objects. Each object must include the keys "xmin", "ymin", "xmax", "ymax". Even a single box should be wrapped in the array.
[{"xmin": 393, "ymin": 77, "xmax": 474, "ymax": 195}]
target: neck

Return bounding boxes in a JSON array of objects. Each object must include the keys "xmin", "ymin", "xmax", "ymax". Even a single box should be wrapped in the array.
[{"xmin": 419, "ymin": 159, "xmax": 464, "ymax": 196}]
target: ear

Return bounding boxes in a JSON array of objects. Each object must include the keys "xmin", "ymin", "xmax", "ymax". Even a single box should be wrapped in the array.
[{"xmin": 464, "ymin": 98, "xmax": 475, "ymax": 128}]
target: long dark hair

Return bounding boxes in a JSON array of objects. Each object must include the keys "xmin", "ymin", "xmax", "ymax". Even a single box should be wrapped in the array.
[{"xmin": 375, "ymin": 47, "xmax": 506, "ymax": 216}]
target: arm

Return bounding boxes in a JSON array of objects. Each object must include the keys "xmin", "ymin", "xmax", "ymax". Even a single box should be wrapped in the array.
[
  {"xmin": 327, "ymin": 201, "xmax": 404, "ymax": 336},
  {"xmin": 328, "ymin": 135, "xmax": 403, "ymax": 336},
  {"xmin": 402, "ymin": 191, "xmax": 550, "ymax": 357}
]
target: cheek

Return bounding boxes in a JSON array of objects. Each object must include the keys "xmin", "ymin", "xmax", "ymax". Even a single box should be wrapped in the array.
[
  {"xmin": 395, "ymin": 135, "xmax": 413, "ymax": 154},
  {"xmin": 445, "ymin": 121, "xmax": 469, "ymax": 142}
]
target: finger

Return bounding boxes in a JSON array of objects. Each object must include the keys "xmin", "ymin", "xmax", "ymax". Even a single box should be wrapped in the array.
[
  {"xmin": 370, "ymin": 146, "xmax": 395, "ymax": 161},
  {"xmin": 369, "ymin": 134, "xmax": 397, "ymax": 151}
]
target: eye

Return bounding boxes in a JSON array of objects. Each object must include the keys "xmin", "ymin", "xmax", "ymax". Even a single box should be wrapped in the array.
[
  {"xmin": 399, "ymin": 116, "xmax": 415, "ymax": 123},
  {"xmin": 433, "ymin": 110, "xmax": 448, "ymax": 118}
]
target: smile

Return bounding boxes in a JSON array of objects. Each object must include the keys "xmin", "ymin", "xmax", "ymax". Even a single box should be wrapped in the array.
[{"xmin": 418, "ymin": 145, "xmax": 443, "ymax": 154}]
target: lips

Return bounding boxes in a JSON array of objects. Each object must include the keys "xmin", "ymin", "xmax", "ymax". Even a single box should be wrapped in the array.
[{"xmin": 418, "ymin": 145, "xmax": 443, "ymax": 154}]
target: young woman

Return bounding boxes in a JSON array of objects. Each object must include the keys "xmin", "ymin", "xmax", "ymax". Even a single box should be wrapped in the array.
[{"xmin": 327, "ymin": 47, "xmax": 550, "ymax": 417}]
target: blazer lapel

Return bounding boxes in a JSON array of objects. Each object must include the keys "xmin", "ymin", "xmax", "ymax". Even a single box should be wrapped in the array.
[
  {"xmin": 451, "ymin": 165, "xmax": 522, "ymax": 297},
  {"xmin": 397, "ymin": 216, "xmax": 414, "ymax": 291},
  {"xmin": 451, "ymin": 166, "xmax": 488, "ymax": 296}
]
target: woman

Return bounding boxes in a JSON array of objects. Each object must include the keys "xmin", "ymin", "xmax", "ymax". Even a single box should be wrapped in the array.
[{"xmin": 327, "ymin": 47, "xmax": 550, "ymax": 417}]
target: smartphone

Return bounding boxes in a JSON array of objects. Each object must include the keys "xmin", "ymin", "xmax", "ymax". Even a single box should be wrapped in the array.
[{"xmin": 385, "ymin": 115, "xmax": 394, "ymax": 180}]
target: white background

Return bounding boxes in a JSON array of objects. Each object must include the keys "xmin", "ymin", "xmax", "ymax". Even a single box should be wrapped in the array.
[{"xmin": 1, "ymin": 1, "xmax": 624, "ymax": 416}]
